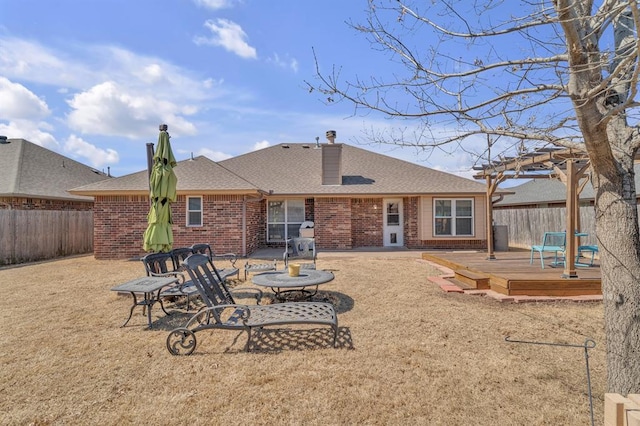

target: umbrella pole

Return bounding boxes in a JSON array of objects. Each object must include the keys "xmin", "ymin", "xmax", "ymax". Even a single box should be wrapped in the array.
[{"xmin": 146, "ymin": 142, "xmax": 155, "ymax": 207}]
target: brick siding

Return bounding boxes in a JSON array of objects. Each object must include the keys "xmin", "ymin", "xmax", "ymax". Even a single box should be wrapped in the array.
[
  {"xmin": 93, "ymin": 194, "xmax": 487, "ymax": 259},
  {"xmin": 351, "ymin": 198, "xmax": 383, "ymax": 247},
  {"xmin": 0, "ymin": 196, "xmax": 93, "ymax": 211},
  {"xmin": 93, "ymin": 194, "xmax": 250, "ymax": 260},
  {"xmin": 314, "ymin": 198, "xmax": 352, "ymax": 250}
]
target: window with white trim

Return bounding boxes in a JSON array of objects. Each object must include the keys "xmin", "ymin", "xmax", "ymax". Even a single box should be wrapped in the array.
[
  {"xmin": 267, "ymin": 199, "xmax": 304, "ymax": 242},
  {"xmin": 434, "ymin": 199, "xmax": 473, "ymax": 236},
  {"xmin": 186, "ymin": 196, "xmax": 203, "ymax": 227}
]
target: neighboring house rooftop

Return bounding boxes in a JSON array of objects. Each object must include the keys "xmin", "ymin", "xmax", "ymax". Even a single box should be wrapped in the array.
[
  {"xmin": 0, "ymin": 138, "xmax": 111, "ymax": 202},
  {"xmin": 496, "ymin": 163, "xmax": 640, "ymax": 206},
  {"xmin": 71, "ymin": 143, "xmax": 489, "ymax": 196}
]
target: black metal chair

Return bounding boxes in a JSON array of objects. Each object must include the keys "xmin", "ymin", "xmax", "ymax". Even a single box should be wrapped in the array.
[
  {"xmin": 190, "ymin": 243, "xmax": 240, "ymax": 281},
  {"xmin": 141, "ymin": 249, "xmax": 198, "ymax": 311},
  {"xmin": 166, "ymin": 254, "xmax": 337, "ymax": 355}
]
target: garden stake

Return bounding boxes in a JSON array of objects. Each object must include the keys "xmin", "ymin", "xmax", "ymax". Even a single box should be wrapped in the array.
[{"xmin": 505, "ymin": 336, "xmax": 596, "ymax": 426}]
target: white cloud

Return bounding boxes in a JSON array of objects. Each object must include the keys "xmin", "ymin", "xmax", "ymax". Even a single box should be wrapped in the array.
[
  {"xmin": 253, "ymin": 140, "xmax": 270, "ymax": 151},
  {"xmin": 194, "ymin": 19, "xmax": 257, "ymax": 59},
  {"xmin": 0, "ymin": 120, "xmax": 58, "ymax": 149},
  {"xmin": 66, "ymin": 81, "xmax": 198, "ymax": 139},
  {"xmin": 0, "ymin": 37, "xmax": 226, "ymax": 104},
  {"xmin": 196, "ymin": 147, "xmax": 233, "ymax": 161},
  {"xmin": 0, "ymin": 77, "xmax": 50, "ymax": 120},
  {"xmin": 63, "ymin": 134, "xmax": 119, "ymax": 168},
  {"xmin": 193, "ymin": 0, "xmax": 239, "ymax": 10},
  {"xmin": 267, "ymin": 53, "xmax": 299, "ymax": 73}
]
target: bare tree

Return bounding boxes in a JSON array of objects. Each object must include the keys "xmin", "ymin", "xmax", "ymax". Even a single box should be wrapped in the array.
[{"xmin": 309, "ymin": 0, "xmax": 640, "ymax": 394}]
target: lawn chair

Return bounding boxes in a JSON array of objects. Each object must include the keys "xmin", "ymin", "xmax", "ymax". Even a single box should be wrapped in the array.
[
  {"xmin": 166, "ymin": 254, "xmax": 338, "ymax": 355},
  {"xmin": 530, "ymin": 232, "xmax": 566, "ymax": 269},
  {"xmin": 191, "ymin": 243, "xmax": 240, "ymax": 281},
  {"xmin": 141, "ymin": 250, "xmax": 199, "ymax": 311},
  {"xmin": 283, "ymin": 237, "xmax": 317, "ymax": 270}
]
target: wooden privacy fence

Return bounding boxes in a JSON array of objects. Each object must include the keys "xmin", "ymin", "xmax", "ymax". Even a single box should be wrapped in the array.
[
  {"xmin": 0, "ymin": 210, "xmax": 94, "ymax": 265},
  {"xmin": 493, "ymin": 206, "xmax": 600, "ymax": 249}
]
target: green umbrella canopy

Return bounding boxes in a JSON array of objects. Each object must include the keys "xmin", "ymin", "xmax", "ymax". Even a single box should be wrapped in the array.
[{"xmin": 143, "ymin": 127, "xmax": 177, "ymax": 253}]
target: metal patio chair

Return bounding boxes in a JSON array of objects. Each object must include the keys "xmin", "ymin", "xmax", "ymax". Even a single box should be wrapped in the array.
[
  {"xmin": 166, "ymin": 254, "xmax": 338, "ymax": 355},
  {"xmin": 141, "ymin": 250, "xmax": 199, "ymax": 311},
  {"xmin": 283, "ymin": 237, "xmax": 317, "ymax": 270},
  {"xmin": 191, "ymin": 243, "xmax": 240, "ymax": 281},
  {"xmin": 530, "ymin": 232, "xmax": 566, "ymax": 269}
]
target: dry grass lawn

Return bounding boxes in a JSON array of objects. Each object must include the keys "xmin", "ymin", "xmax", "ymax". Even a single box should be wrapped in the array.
[{"xmin": 0, "ymin": 252, "xmax": 606, "ymax": 425}]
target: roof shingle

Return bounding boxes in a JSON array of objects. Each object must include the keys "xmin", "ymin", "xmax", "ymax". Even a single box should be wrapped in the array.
[{"xmin": 0, "ymin": 138, "xmax": 110, "ymax": 201}]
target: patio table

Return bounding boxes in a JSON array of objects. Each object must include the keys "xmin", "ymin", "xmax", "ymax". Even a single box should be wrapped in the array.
[
  {"xmin": 111, "ymin": 276, "xmax": 178, "ymax": 329},
  {"xmin": 252, "ymin": 269, "xmax": 334, "ymax": 301}
]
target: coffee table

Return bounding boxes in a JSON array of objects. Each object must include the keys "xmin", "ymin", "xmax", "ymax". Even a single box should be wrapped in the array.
[{"xmin": 251, "ymin": 269, "xmax": 334, "ymax": 301}]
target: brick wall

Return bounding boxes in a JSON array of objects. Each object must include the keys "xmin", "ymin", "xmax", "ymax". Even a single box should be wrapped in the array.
[
  {"xmin": 0, "ymin": 196, "xmax": 93, "ymax": 211},
  {"xmin": 93, "ymin": 193, "xmax": 487, "ymax": 259},
  {"xmin": 403, "ymin": 196, "xmax": 419, "ymax": 248},
  {"xmin": 93, "ymin": 195, "xmax": 149, "ymax": 259},
  {"xmin": 173, "ymin": 195, "xmax": 245, "ymax": 255},
  {"xmin": 351, "ymin": 198, "xmax": 383, "ymax": 247},
  {"xmin": 244, "ymin": 198, "xmax": 264, "ymax": 256},
  {"xmin": 314, "ymin": 198, "xmax": 352, "ymax": 250},
  {"xmin": 94, "ymin": 194, "xmax": 249, "ymax": 260}
]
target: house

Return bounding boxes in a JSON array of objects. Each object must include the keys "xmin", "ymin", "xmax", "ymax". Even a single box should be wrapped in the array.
[
  {"xmin": 494, "ymin": 164, "xmax": 640, "ymax": 209},
  {"xmin": 70, "ymin": 134, "xmax": 491, "ymax": 260},
  {"xmin": 0, "ymin": 137, "xmax": 110, "ymax": 210},
  {"xmin": 0, "ymin": 137, "xmax": 112, "ymax": 264}
]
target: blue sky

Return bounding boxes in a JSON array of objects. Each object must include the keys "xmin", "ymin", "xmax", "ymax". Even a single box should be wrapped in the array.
[{"xmin": 0, "ymin": 0, "xmax": 484, "ymax": 179}]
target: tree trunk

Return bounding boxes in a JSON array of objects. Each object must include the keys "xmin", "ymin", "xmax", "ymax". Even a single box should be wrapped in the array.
[{"xmin": 592, "ymin": 158, "xmax": 640, "ymax": 394}]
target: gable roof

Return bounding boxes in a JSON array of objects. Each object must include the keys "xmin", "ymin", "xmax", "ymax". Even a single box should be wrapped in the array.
[
  {"xmin": 70, "ymin": 142, "xmax": 489, "ymax": 197},
  {"xmin": 0, "ymin": 138, "xmax": 110, "ymax": 202},
  {"xmin": 219, "ymin": 143, "xmax": 487, "ymax": 196},
  {"xmin": 70, "ymin": 155, "xmax": 260, "ymax": 196}
]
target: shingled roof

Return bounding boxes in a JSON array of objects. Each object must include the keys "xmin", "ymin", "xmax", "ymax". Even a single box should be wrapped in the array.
[
  {"xmin": 0, "ymin": 138, "xmax": 110, "ymax": 201},
  {"xmin": 70, "ymin": 142, "xmax": 488, "ymax": 196},
  {"xmin": 495, "ymin": 163, "xmax": 640, "ymax": 207},
  {"xmin": 219, "ymin": 143, "xmax": 487, "ymax": 196},
  {"xmin": 70, "ymin": 155, "xmax": 259, "ymax": 196}
]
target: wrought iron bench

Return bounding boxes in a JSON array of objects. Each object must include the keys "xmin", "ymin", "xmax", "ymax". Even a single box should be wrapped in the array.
[{"xmin": 166, "ymin": 254, "xmax": 338, "ymax": 355}]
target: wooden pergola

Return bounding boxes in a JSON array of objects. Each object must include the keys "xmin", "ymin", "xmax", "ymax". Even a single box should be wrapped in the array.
[{"xmin": 473, "ymin": 147, "xmax": 591, "ymax": 278}]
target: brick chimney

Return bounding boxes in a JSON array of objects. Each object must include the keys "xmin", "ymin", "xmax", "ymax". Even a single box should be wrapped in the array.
[{"xmin": 322, "ymin": 130, "xmax": 342, "ymax": 185}]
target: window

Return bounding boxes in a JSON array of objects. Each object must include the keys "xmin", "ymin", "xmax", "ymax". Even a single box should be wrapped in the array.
[
  {"xmin": 186, "ymin": 196, "xmax": 203, "ymax": 227},
  {"xmin": 434, "ymin": 199, "xmax": 473, "ymax": 236},
  {"xmin": 267, "ymin": 199, "xmax": 304, "ymax": 242},
  {"xmin": 386, "ymin": 202, "xmax": 400, "ymax": 226}
]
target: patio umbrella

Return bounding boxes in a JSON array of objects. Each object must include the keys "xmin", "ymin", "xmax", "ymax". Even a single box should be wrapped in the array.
[{"xmin": 143, "ymin": 125, "xmax": 177, "ymax": 253}]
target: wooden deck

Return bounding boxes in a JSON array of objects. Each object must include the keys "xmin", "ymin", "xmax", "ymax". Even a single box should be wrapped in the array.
[{"xmin": 422, "ymin": 250, "xmax": 601, "ymax": 297}]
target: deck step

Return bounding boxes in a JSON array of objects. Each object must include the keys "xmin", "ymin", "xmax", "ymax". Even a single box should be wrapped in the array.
[{"xmin": 454, "ymin": 269, "xmax": 490, "ymax": 289}]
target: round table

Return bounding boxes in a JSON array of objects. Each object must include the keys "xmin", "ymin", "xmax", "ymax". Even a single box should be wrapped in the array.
[{"xmin": 251, "ymin": 269, "xmax": 334, "ymax": 301}]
